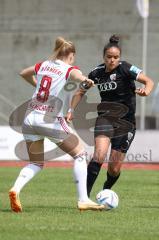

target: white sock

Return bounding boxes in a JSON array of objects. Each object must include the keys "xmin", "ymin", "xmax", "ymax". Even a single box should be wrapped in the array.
[
  {"xmin": 73, "ymin": 152, "xmax": 89, "ymax": 202},
  {"xmin": 11, "ymin": 163, "xmax": 42, "ymax": 194}
]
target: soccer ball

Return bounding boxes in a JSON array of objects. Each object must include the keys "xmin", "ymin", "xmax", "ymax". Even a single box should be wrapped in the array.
[{"xmin": 96, "ymin": 189, "xmax": 119, "ymax": 210}]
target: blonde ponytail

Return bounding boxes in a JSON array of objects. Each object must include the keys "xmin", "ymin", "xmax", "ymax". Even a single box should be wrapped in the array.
[{"xmin": 51, "ymin": 36, "xmax": 76, "ymax": 60}]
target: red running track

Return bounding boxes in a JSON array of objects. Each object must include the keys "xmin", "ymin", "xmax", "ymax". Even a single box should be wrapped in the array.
[{"xmin": 0, "ymin": 161, "xmax": 159, "ymax": 170}]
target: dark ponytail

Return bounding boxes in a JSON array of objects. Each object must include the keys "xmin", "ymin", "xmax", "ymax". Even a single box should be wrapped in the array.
[{"xmin": 103, "ymin": 34, "xmax": 121, "ymax": 57}]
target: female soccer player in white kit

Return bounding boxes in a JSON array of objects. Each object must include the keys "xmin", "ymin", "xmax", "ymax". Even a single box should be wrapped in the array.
[{"xmin": 9, "ymin": 37, "xmax": 104, "ymax": 212}]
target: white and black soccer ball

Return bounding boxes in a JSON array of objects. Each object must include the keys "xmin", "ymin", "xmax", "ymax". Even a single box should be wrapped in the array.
[{"xmin": 96, "ymin": 189, "xmax": 119, "ymax": 210}]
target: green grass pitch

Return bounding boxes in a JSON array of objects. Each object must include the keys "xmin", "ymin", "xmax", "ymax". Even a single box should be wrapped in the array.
[{"xmin": 0, "ymin": 167, "xmax": 158, "ymax": 240}]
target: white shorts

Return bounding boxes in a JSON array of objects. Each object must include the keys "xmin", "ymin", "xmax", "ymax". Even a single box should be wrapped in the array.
[{"xmin": 22, "ymin": 111, "xmax": 73, "ymax": 143}]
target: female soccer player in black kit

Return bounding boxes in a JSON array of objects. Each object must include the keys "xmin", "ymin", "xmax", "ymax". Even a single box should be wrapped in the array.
[{"xmin": 66, "ymin": 34, "xmax": 154, "ymax": 197}]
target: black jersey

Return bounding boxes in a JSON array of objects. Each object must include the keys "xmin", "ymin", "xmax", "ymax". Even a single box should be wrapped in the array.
[{"xmin": 88, "ymin": 61, "xmax": 142, "ymax": 126}]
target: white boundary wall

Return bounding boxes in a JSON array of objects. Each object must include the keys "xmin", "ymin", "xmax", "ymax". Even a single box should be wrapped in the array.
[{"xmin": 0, "ymin": 126, "xmax": 158, "ymax": 162}]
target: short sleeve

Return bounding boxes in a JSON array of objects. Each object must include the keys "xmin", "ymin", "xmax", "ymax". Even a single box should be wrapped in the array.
[
  {"xmin": 129, "ymin": 65, "xmax": 142, "ymax": 80},
  {"xmin": 121, "ymin": 61, "xmax": 142, "ymax": 80},
  {"xmin": 65, "ymin": 66, "xmax": 81, "ymax": 80},
  {"xmin": 34, "ymin": 62, "xmax": 42, "ymax": 74}
]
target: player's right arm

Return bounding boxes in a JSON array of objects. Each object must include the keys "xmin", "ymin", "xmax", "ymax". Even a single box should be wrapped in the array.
[{"xmin": 19, "ymin": 66, "xmax": 37, "ymax": 87}]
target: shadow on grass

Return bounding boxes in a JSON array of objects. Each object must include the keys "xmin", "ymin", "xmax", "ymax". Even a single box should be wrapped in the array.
[
  {"xmin": 1, "ymin": 205, "xmax": 117, "ymax": 214},
  {"xmin": 136, "ymin": 205, "xmax": 159, "ymax": 209},
  {"xmin": 1, "ymin": 205, "xmax": 77, "ymax": 215},
  {"xmin": 1, "ymin": 209, "xmax": 12, "ymax": 213}
]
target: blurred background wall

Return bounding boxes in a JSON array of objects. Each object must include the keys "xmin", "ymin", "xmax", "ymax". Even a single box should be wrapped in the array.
[{"xmin": 0, "ymin": 0, "xmax": 159, "ymax": 128}]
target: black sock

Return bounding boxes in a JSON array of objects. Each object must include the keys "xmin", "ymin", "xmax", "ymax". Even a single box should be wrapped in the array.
[
  {"xmin": 87, "ymin": 160, "xmax": 102, "ymax": 197},
  {"xmin": 103, "ymin": 171, "xmax": 120, "ymax": 189}
]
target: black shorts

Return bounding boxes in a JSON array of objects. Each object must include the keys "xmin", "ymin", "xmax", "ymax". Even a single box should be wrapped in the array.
[
  {"xmin": 94, "ymin": 115, "xmax": 135, "ymax": 153},
  {"xmin": 110, "ymin": 129, "xmax": 135, "ymax": 153}
]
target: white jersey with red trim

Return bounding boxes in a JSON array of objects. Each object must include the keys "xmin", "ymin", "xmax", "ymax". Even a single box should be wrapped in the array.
[{"xmin": 28, "ymin": 59, "xmax": 80, "ymax": 117}]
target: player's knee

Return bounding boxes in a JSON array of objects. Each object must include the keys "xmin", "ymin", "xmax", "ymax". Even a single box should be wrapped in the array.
[
  {"xmin": 94, "ymin": 152, "xmax": 106, "ymax": 164},
  {"xmin": 109, "ymin": 166, "xmax": 120, "ymax": 176}
]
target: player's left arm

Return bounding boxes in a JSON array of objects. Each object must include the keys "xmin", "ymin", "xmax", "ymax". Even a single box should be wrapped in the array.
[
  {"xmin": 19, "ymin": 66, "xmax": 37, "ymax": 87},
  {"xmin": 135, "ymin": 72, "xmax": 154, "ymax": 96},
  {"xmin": 66, "ymin": 69, "xmax": 95, "ymax": 122},
  {"xmin": 65, "ymin": 87, "xmax": 89, "ymax": 123}
]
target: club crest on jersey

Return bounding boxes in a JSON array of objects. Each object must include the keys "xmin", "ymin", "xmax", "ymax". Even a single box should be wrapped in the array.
[{"xmin": 110, "ymin": 74, "xmax": 116, "ymax": 81}]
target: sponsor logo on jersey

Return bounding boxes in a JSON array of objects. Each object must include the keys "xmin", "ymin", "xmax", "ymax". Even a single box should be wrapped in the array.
[
  {"xmin": 97, "ymin": 81, "xmax": 117, "ymax": 91},
  {"xmin": 28, "ymin": 101, "xmax": 55, "ymax": 112},
  {"xmin": 130, "ymin": 65, "xmax": 141, "ymax": 75}
]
